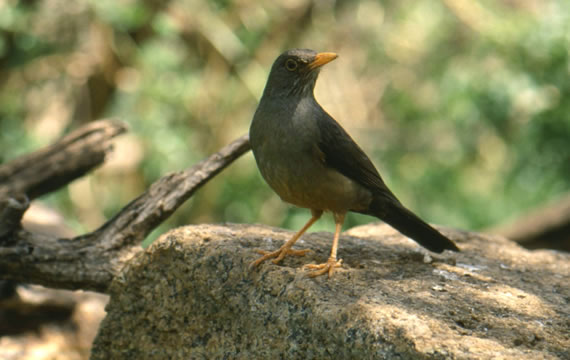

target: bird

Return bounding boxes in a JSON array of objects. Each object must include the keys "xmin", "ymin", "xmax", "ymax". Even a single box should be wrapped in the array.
[{"xmin": 249, "ymin": 49, "xmax": 459, "ymax": 278}]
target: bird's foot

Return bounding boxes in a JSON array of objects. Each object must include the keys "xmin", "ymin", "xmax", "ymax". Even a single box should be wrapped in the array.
[
  {"xmin": 251, "ymin": 246, "xmax": 311, "ymax": 267},
  {"xmin": 303, "ymin": 257, "xmax": 343, "ymax": 278}
]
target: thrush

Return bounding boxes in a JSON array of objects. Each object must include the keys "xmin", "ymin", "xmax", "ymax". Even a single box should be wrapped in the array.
[{"xmin": 249, "ymin": 49, "xmax": 459, "ymax": 277}]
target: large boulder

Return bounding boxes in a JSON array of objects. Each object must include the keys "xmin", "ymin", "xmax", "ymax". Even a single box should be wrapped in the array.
[{"xmin": 92, "ymin": 223, "xmax": 569, "ymax": 359}]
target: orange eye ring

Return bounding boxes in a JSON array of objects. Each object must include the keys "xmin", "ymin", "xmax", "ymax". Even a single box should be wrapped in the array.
[{"xmin": 285, "ymin": 59, "xmax": 298, "ymax": 71}]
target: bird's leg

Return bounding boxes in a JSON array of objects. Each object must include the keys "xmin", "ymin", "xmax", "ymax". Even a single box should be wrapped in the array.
[
  {"xmin": 251, "ymin": 210, "xmax": 323, "ymax": 267},
  {"xmin": 303, "ymin": 212, "xmax": 345, "ymax": 278}
]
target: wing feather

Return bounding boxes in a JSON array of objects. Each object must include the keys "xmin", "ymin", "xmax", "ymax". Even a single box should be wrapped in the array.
[{"xmin": 315, "ymin": 111, "xmax": 396, "ymax": 201}]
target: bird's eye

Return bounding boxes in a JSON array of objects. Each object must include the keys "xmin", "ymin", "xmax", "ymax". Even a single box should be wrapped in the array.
[{"xmin": 285, "ymin": 59, "xmax": 298, "ymax": 71}]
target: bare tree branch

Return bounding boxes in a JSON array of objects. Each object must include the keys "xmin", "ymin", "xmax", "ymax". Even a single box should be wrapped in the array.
[
  {"xmin": 0, "ymin": 132, "xmax": 251, "ymax": 293},
  {"xmin": 0, "ymin": 120, "xmax": 127, "ymax": 200},
  {"xmin": 91, "ymin": 133, "xmax": 251, "ymax": 251},
  {"xmin": 0, "ymin": 195, "xmax": 29, "ymax": 239},
  {"xmin": 488, "ymin": 193, "xmax": 570, "ymax": 252}
]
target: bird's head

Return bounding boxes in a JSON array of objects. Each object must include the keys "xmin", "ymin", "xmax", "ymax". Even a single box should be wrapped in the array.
[{"xmin": 262, "ymin": 49, "xmax": 338, "ymax": 98}]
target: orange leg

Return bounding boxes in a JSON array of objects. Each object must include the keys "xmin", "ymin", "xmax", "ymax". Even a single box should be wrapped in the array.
[
  {"xmin": 251, "ymin": 210, "xmax": 323, "ymax": 267},
  {"xmin": 303, "ymin": 212, "xmax": 345, "ymax": 278}
]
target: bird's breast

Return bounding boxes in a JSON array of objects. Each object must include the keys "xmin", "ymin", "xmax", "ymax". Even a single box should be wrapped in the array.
[{"xmin": 250, "ymin": 106, "xmax": 371, "ymax": 212}]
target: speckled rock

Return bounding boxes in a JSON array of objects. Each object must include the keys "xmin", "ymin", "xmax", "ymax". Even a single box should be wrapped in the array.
[{"xmin": 91, "ymin": 223, "xmax": 569, "ymax": 359}]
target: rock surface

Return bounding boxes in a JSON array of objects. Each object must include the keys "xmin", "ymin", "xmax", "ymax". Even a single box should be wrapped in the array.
[{"xmin": 91, "ymin": 223, "xmax": 569, "ymax": 359}]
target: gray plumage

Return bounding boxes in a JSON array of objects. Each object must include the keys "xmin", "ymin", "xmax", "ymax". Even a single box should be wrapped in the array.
[{"xmin": 250, "ymin": 49, "xmax": 458, "ymax": 265}]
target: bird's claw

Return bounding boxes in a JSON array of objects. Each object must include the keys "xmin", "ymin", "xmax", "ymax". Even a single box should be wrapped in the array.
[
  {"xmin": 251, "ymin": 247, "xmax": 311, "ymax": 267},
  {"xmin": 303, "ymin": 258, "xmax": 343, "ymax": 278}
]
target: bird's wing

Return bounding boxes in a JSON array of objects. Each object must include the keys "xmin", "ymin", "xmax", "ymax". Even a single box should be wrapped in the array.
[{"xmin": 315, "ymin": 110, "xmax": 398, "ymax": 200}]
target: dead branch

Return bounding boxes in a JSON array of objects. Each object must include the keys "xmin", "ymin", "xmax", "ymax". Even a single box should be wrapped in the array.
[
  {"xmin": 0, "ymin": 195, "xmax": 29, "ymax": 239},
  {"xmin": 0, "ymin": 120, "xmax": 127, "ymax": 200},
  {"xmin": 0, "ymin": 124, "xmax": 251, "ymax": 293},
  {"xmin": 488, "ymin": 193, "xmax": 570, "ymax": 252}
]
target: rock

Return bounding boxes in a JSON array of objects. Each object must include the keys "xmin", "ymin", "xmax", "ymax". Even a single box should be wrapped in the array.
[{"xmin": 91, "ymin": 223, "xmax": 569, "ymax": 359}]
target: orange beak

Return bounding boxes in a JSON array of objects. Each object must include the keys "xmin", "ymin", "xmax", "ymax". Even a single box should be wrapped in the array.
[{"xmin": 308, "ymin": 52, "xmax": 338, "ymax": 70}]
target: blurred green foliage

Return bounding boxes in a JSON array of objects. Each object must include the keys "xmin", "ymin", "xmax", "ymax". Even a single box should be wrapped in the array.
[{"xmin": 0, "ymin": 0, "xmax": 568, "ymax": 244}]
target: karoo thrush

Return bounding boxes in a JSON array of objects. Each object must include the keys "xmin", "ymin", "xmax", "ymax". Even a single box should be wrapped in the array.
[{"xmin": 249, "ymin": 49, "xmax": 459, "ymax": 277}]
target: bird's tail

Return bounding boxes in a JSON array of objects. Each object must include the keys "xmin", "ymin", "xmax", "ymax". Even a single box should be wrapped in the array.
[{"xmin": 367, "ymin": 195, "xmax": 459, "ymax": 253}]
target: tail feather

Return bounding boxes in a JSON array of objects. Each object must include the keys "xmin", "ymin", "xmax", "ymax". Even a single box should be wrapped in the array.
[{"xmin": 367, "ymin": 196, "xmax": 459, "ymax": 253}]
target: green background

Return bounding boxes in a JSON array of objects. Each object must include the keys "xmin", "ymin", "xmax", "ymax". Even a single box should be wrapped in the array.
[{"xmin": 1, "ymin": 0, "xmax": 568, "ymax": 245}]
